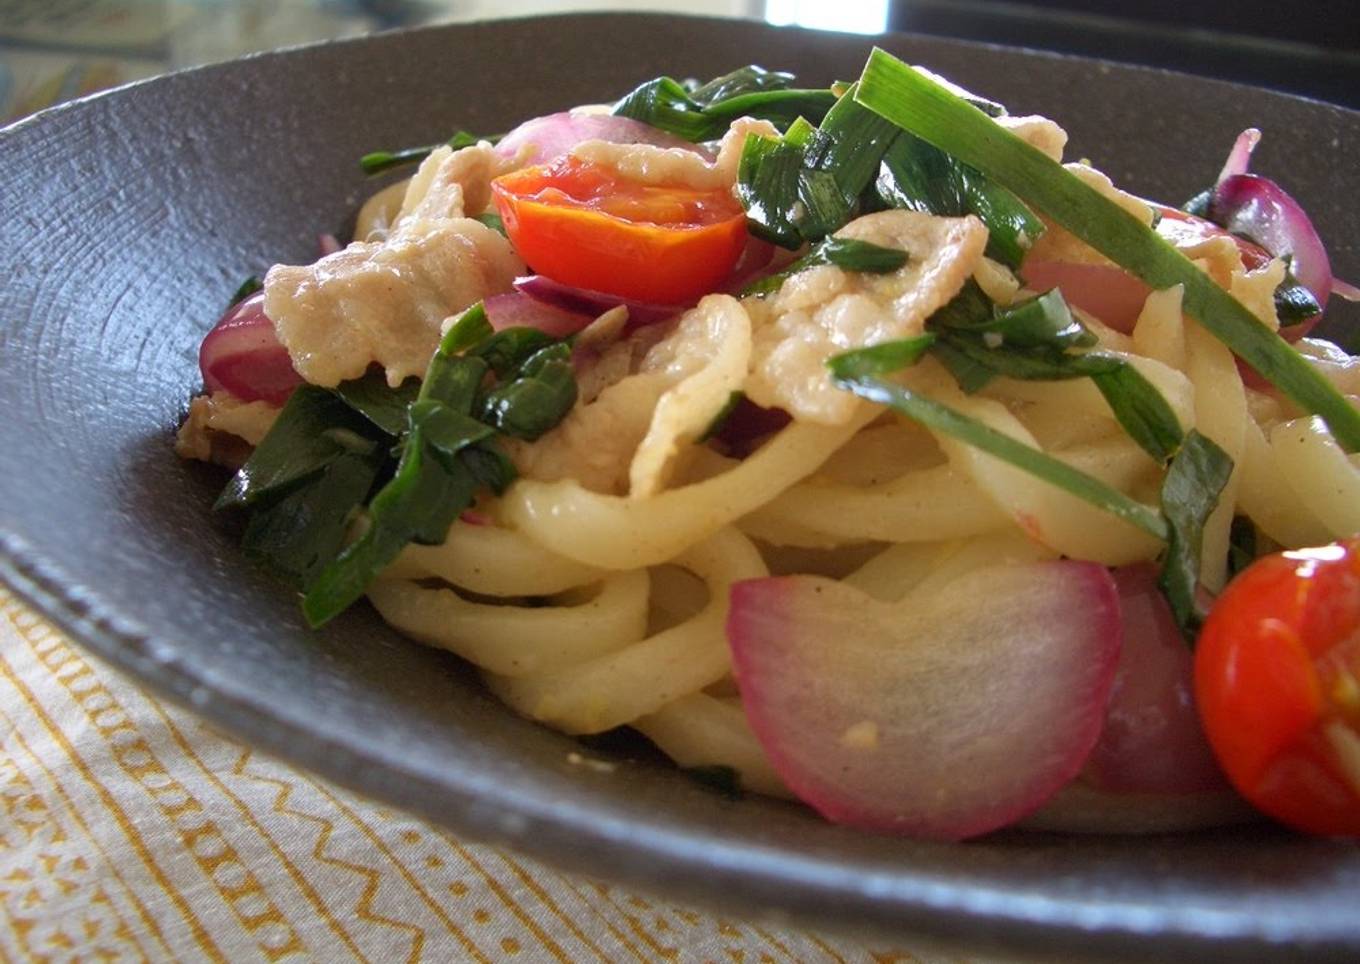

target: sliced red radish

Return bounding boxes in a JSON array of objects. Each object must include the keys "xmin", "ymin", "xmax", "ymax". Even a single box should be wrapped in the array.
[
  {"xmin": 1085, "ymin": 565, "xmax": 1231, "ymax": 794},
  {"xmin": 483, "ymin": 290, "xmax": 594, "ymax": 338},
  {"xmin": 726, "ymin": 562, "xmax": 1121, "ymax": 839},
  {"xmin": 1019, "ymin": 260, "xmax": 1152, "ymax": 333},
  {"xmin": 494, "ymin": 112, "xmax": 709, "ymax": 168},
  {"xmin": 199, "ymin": 292, "xmax": 301, "ymax": 406}
]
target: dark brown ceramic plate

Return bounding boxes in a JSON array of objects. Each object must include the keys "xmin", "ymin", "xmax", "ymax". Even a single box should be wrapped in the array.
[{"xmin": 1, "ymin": 13, "xmax": 1357, "ymax": 962}]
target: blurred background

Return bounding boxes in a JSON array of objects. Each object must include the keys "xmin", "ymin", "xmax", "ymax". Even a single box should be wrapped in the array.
[{"xmin": 2, "ymin": 0, "xmax": 1357, "ymax": 123}]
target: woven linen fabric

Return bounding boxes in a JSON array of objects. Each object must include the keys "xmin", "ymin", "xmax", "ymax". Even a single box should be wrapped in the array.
[{"xmin": 0, "ymin": 585, "xmax": 1001, "ymax": 963}]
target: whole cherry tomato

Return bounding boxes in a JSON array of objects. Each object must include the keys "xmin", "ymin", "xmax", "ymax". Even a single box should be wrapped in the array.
[
  {"xmin": 491, "ymin": 155, "xmax": 748, "ymax": 305},
  {"xmin": 1194, "ymin": 539, "xmax": 1360, "ymax": 836}
]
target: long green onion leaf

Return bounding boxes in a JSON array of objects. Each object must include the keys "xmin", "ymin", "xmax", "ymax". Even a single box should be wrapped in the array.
[
  {"xmin": 828, "ymin": 341, "xmax": 1170, "ymax": 540},
  {"xmin": 796, "ymin": 82, "xmax": 900, "ymax": 239},
  {"xmin": 927, "ymin": 285, "xmax": 1184, "ymax": 461},
  {"xmin": 855, "ymin": 49, "xmax": 1360, "ymax": 452},
  {"xmin": 875, "ymin": 132, "xmax": 1043, "ymax": 268}
]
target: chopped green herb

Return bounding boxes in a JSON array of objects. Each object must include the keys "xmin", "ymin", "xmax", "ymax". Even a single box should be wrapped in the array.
[
  {"xmin": 229, "ymin": 275, "xmax": 262, "ymax": 307},
  {"xmin": 853, "ymin": 48, "xmax": 1360, "ymax": 452},
  {"xmin": 333, "ymin": 371, "xmax": 421, "ymax": 436},
  {"xmin": 796, "ymin": 83, "xmax": 901, "ymax": 239},
  {"xmin": 690, "ymin": 65, "xmax": 795, "ymax": 104},
  {"xmin": 474, "ymin": 212, "xmax": 506, "ymax": 236},
  {"xmin": 215, "ymin": 386, "xmax": 384, "ymax": 511},
  {"xmin": 928, "ymin": 285, "xmax": 1184, "ymax": 462},
  {"xmin": 736, "ymin": 131, "xmax": 807, "ymax": 248},
  {"xmin": 217, "ymin": 303, "xmax": 578, "ymax": 628},
  {"xmin": 874, "ymin": 132, "xmax": 1043, "ymax": 268},
  {"xmin": 697, "ymin": 391, "xmax": 745, "ymax": 443},
  {"xmin": 827, "ymin": 341, "xmax": 1170, "ymax": 540},
  {"xmin": 743, "ymin": 237, "xmax": 907, "ymax": 297},
  {"xmin": 613, "ymin": 68, "xmax": 836, "ymax": 142},
  {"xmin": 1157, "ymin": 430, "xmax": 1234, "ymax": 640}
]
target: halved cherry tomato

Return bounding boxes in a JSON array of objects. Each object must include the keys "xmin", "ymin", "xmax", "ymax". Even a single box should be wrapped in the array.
[
  {"xmin": 1194, "ymin": 539, "xmax": 1360, "ymax": 836},
  {"xmin": 490, "ymin": 155, "xmax": 748, "ymax": 305}
]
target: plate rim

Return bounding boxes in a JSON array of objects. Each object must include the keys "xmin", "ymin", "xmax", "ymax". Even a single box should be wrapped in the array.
[{"xmin": 2, "ymin": 13, "xmax": 1358, "ymax": 961}]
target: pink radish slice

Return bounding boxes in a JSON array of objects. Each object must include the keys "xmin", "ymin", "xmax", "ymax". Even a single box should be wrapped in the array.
[
  {"xmin": 1019, "ymin": 261, "xmax": 1152, "ymax": 333},
  {"xmin": 727, "ymin": 562, "xmax": 1122, "ymax": 840},
  {"xmin": 1085, "ymin": 566, "xmax": 1231, "ymax": 795},
  {"xmin": 483, "ymin": 291, "xmax": 594, "ymax": 338},
  {"xmin": 199, "ymin": 292, "xmax": 301, "ymax": 406},
  {"xmin": 494, "ymin": 112, "xmax": 710, "ymax": 168}
]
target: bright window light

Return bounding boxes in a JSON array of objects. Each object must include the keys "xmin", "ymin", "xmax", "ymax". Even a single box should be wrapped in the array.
[{"xmin": 764, "ymin": 0, "xmax": 890, "ymax": 35}]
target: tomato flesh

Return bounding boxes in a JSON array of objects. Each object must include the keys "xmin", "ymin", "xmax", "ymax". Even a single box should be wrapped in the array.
[
  {"xmin": 491, "ymin": 156, "xmax": 748, "ymax": 306},
  {"xmin": 1195, "ymin": 540, "xmax": 1360, "ymax": 836}
]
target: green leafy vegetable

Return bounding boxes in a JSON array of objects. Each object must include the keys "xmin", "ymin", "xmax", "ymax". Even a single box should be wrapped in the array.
[
  {"xmin": 298, "ymin": 305, "xmax": 579, "ymax": 626},
  {"xmin": 1157, "ymin": 430, "xmax": 1234, "ymax": 640},
  {"xmin": 360, "ymin": 130, "xmax": 485, "ymax": 176},
  {"xmin": 474, "ymin": 212, "xmax": 506, "ymax": 236},
  {"xmin": 1226, "ymin": 516, "xmax": 1260, "ymax": 579},
  {"xmin": 927, "ymin": 285, "xmax": 1184, "ymax": 462},
  {"xmin": 613, "ymin": 67, "xmax": 836, "ymax": 142},
  {"xmin": 689, "ymin": 65, "xmax": 795, "ymax": 104},
  {"xmin": 735, "ymin": 131, "xmax": 807, "ymax": 247},
  {"xmin": 875, "ymin": 132, "xmax": 1043, "ymax": 268},
  {"xmin": 215, "ymin": 386, "xmax": 385, "ymax": 511},
  {"xmin": 735, "ymin": 83, "xmax": 899, "ymax": 248},
  {"xmin": 217, "ymin": 304, "xmax": 578, "ymax": 628},
  {"xmin": 229, "ymin": 275, "xmax": 262, "ymax": 307},
  {"xmin": 1272, "ymin": 261, "xmax": 1323, "ymax": 325},
  {"xmin": 853, "ymin": 48, "xmax": 1360, "ymax": 452},
  {"xmin": 334, "ymin": 371, "xmax": 421, "ymax": 436},
  {"xmin": 697, "ymin": 391, "xmax": 745, "ymax": 443},
  {"xmin": 829, "ymin": 349, "xmax": 1171, "ymax": 539},
  {"xmin": 829, "ymin": 341, "xmax": 1234, "ymax": 643},
  {"xmin": 795, "ymin": 83, "xmax": 901, "ymax": 239},
  {"xmin": 743, "ymin": 237, "xmax": 908, "ymax": 297}
]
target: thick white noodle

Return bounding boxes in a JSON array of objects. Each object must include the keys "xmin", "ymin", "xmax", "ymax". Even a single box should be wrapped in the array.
[
  {"xmin": 1270, "ymin": 416, "xmax": 1360, "ymax": 537},
  {"xmin": 1185, "ymin": 320, "xmax": 1247, "ymax": 591},
  {"xmin": 382, "ymin": 520, "xmax": 607, "ymax": 596},
  {"xmin": 634, "ymin": 693, "xmax": 792, "ymax": 798},
  {"xmin": 485, "ymin": 526, "xmax": 768, "ymax": 733},
  {"xmin": 368, "ymin": 570, "xmax": 650, "ymax": 678},
  {"xmin": 1237, "ymin": 419, "xmax": 1332, "ymax": 546},
  {"xmin": 502, "ymin": 408, "xmax": 877, "ymax": 570}
]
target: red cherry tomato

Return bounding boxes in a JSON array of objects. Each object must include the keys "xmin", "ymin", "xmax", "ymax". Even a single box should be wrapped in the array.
[
  {"xmin": 1194, "ymin": 539, "xmax": 1360, "ymax": 836},
  {"xmin": 490, "ymin": 155, "xmax": 748, "ymax": 306}
]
